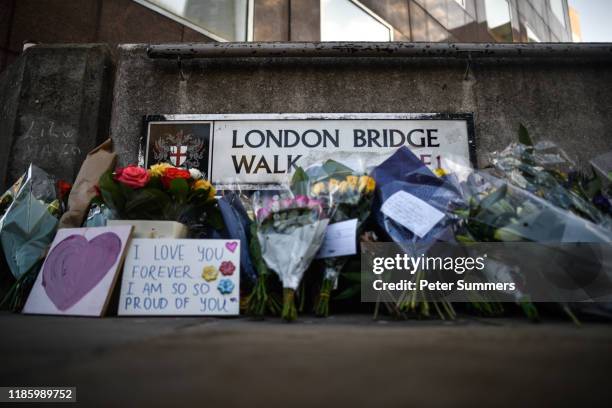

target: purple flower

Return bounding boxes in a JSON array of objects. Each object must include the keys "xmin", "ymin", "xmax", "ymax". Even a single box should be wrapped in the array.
[
  {"xmin": 294, "ymin": 195, "xmax": 309, "ymax": 207},
  {"xmin": 307, "ymin": 198, "xmax": 322, "ymax": 209},
  {"xmin": 280, "ymin": 197, "xmax": 294, "ymax": 209}
]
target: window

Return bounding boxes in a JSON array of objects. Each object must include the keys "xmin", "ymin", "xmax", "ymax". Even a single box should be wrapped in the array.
[
  {"xmin": 526, "ymin": 25, "xmax": 541, "ymax": 42},
  {"xmin": 321, "ymin": 0, "xmax": 393, "ymax": 41},
  {"xmin": 484, "ymin": 0, "xmax": 513, "ymax": 42},
  {"xmin": 134, "ymin": 0, "xmax": 251, "ymax": 42},
  {"xmin": 549, "ymin": 0, "xmax": 566, "ymax": 28}
]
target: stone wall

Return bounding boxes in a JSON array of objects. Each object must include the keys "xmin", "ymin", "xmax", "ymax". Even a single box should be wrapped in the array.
[
  {"xmin": 110, "ymin": 44, "xmax": 612, "ymax": 171},
  {"xmin": 0, "ymin": 44, "xmax": 114, "ymax": 190}
]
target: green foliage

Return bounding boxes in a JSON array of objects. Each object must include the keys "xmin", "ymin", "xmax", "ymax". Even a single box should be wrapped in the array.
[
  {"xmin": 123, "ymin": 188, "xmax": 171, "ymax": 220},
  {"xmin": 290, "ymin": 167, "xmax": 309, "ymax": 196},
  {"xmin": 169, "ymin": 178, "xmax": 189, "ymax": 202},
  {"xmin": 98, "ymin": 171, "xmax": 126, "ymax": 215}
]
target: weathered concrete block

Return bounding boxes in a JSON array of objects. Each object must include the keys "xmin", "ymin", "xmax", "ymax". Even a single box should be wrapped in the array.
[
  {"xmin": 0, "ymin": 44, "xmax": 114, "ymax": 190},
  {"xmin": 110, "ymin": 44, "xmax": 612, "ymax": 171}
]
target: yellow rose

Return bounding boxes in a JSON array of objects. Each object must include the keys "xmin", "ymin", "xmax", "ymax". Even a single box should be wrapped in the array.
[
  {"xmin": 311, "ymin": 182, "xmax": 327, "ymax": 196},
  {"xmin": 338, "ymin": 181, "xmax": 350, "ymax": 194},
  {"xmin": 328, "ymin": 178, "xmax": 340, "ymax": 192},
  {"xmin": 358, "ymin": 176, "xmax": 376, "ymax": 194},
  {"xmin": 149, "ymin": 162, "xmax": 173, "ymax": 178},
  {"xmin": 192, "ymin": 179, "xmax": 216, "ymax": 199},
  {"xmin": 202, "ymin": 265, "xmax": 218, "ymax": 281},
  {"xmin": 346, "ymin": 175, "xmax": 359, "ymax": 188}
]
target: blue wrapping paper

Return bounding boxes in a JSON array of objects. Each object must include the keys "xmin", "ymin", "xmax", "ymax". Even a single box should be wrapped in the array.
[
  {"xmin": 218, "ymin": 193, "xmax": 257, "ymax": 283},
  {"xmin": 371, "ymin": 147, "xmax": 465, "ymax": 255}
]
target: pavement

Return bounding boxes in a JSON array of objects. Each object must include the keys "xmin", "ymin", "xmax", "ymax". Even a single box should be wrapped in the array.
[{"xmin": 0, "ymin": 313, "xmax": 611, "ymax": 407}]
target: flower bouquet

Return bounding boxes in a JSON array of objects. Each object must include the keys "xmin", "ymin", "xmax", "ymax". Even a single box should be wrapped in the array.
[
  {"xmin": 371, "ymin": 147, "xmax": 468, "ymax": 319},
  {"xmin": 298, "ymin": 159, "xmax": 376, "ymax": 317},
  {"xmin": 0, "ymin": 164, "xmax": 71, "ymax": 311},
  {"xmin": 488, "ymin": 126, "xmax": 611, "ymax": 227},
  {"xmin": 253, "ymin": 191, "xmax": 329, "ymax": 321},
  {"xmin": 97, "ymin": 163, "xmax": 222, "ymax": 234}
]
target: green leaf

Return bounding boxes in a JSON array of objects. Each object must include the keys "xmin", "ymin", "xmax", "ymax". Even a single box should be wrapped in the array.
[
  {"xmin": 342, "ymin": 272, "xmax": 362, "ymax": 283},
  {"xmin": 169, "ymin": 178, "xmax": 189, "ymax": 201},
  {"xmin": 291, "ymin": 167, "xmax": 310, "ymax": 196},
  {"xmin": 321, "ymin": 159, "xmax": 354, "ymax": 177},
  {"xmin": 518, "ymin": 124, "xmax": 533, "ymax": 146},
  {"xmin": 98, "ymin": 171, "xmax": 126, "ymax": 216},
  {"xmin": 478, "ymin": 184, "xmax": 508, "ymax": 212},
  {"xmin": 334, "ymin": 285, "xmax": 360, "ymax": 300},
  {"xmin": 124, "ymin": 188, "xmax": 171, "ymax": 220}
]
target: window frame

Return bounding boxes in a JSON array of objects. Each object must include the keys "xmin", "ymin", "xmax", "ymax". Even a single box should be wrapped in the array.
[
  {"xmin": 132, "ymin": 0, "xmax": 254, "ymax": 42},
  {"xmin": 320, "ymin": 0, "xmax": 395, "ymax": 42}
]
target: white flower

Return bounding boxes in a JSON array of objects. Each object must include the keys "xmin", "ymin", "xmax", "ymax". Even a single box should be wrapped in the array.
[{"xmin": 189, "ymin": 168, "xmax": 203, "ymax": 180}]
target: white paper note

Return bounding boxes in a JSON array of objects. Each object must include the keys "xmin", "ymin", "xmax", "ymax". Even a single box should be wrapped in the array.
[
  {"xmin": 316, "ymin": 218, "xmax": 358, "ymax": 259},
  {"xmin": 381, "ymin": 191, "xmax": 445, "ymax": 238}
]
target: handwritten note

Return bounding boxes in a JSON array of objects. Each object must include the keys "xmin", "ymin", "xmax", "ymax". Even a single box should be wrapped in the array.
[
  {"xmin": 316, "ymin": 218, "xmax": 358, "ymax": 259},
  {"xmin": 381, "ymin": 191, "xmax": 445, "ymax": 238},
  {"xmin": 118, "ymin": 239, "xmax": 240, "ymax": 316}
]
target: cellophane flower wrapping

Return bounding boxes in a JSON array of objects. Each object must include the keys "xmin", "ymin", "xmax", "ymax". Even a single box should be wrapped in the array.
[
  {"xmin": 488, "ymin": 141, "xmax": 612, "ymax": 227},
  {"xmin": 459, "ymin": 170, "xmax": 612, "ymax": 243},
  {"xmin": 254, "ymin": 190, "xmax": 329, "ymax": 320},
  {"xmin": 368, "ymin": 147, "xmax": 470, "ymax": 318},
  {"xmin": 0, "ymin": 164, "xmax": 63, "ymax": 310},
  {"xmin": 371, "ymin": 146, "xmax": 467, "ymax": 256},
  {"xmin": 299, "ymin": 159, "xmax": 376, "ymax": 315}
]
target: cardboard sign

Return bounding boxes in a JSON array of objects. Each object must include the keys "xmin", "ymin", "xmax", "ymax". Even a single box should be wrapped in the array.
[
  {"xmin": 23, "ymin": 226, "xmax": 133, "ymax": 316},
  {"xmin": 118, "ymin": 239, "xmax": 240, "ymax": 316},
  {"xmin": 143, "ymin": 113, "xmax": 476, "ymax": 189}
]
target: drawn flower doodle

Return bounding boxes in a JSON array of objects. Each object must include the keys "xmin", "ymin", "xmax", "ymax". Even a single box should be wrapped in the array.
[
  {"xmin": 219, "ymin": 261, "xmax": 236, "ymax": 276},
  {"xmin": 202, "ymin": 265, "xmax": 218, "ymax": 282},
  {"xmin": 217, "ymin": 279, "xmax": 235, "ymax": 295}
]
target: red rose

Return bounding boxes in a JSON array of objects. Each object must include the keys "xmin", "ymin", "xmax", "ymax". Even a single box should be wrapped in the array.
[
  {"xmin": 57, "ymin": 180, "xmax": 72, "ymax": 200},
  {"xmin": 161, "ymin": 167, "xmax": 191, "ymax": 188},
  {"xmin": 115, "ymin": 165, "xmax": 150, "ymax": 189}
]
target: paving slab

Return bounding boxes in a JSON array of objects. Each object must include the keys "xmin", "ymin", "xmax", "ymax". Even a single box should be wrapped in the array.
[{"xmin": 0, "ymin": 313, "xmax": 611, "ymax": 407}]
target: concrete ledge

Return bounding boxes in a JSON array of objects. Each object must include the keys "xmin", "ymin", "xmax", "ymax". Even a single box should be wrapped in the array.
[
  {"xmin": 147, "ymin": 42, "xmax": 612, "ymax": 60},
  {"xmin": 111, "ymin": 43, "xmax": 612, "ymax": 171}
]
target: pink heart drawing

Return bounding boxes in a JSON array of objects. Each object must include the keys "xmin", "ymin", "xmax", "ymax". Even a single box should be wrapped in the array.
[
  {"xmin": 42, "ymin": 232, "xmax": 122, "ymax": 311},
  {"xmin": 225, "ymin": 241, "xmax": 238, "ymax": 253}
]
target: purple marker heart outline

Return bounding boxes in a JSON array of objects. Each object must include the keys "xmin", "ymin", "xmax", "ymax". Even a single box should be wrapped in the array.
[
  {"xmin": 225, "ymin": 241, "xmax": 238, "ymax": 253},
  {"xmin": 42, "ymin": 232, "xmax": 122, "ymax": 311}
]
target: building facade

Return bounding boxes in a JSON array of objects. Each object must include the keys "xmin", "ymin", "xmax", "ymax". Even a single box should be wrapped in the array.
[{"xmin": 0, "ymin": 0, "xmax": 573, "ymax": 72}]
